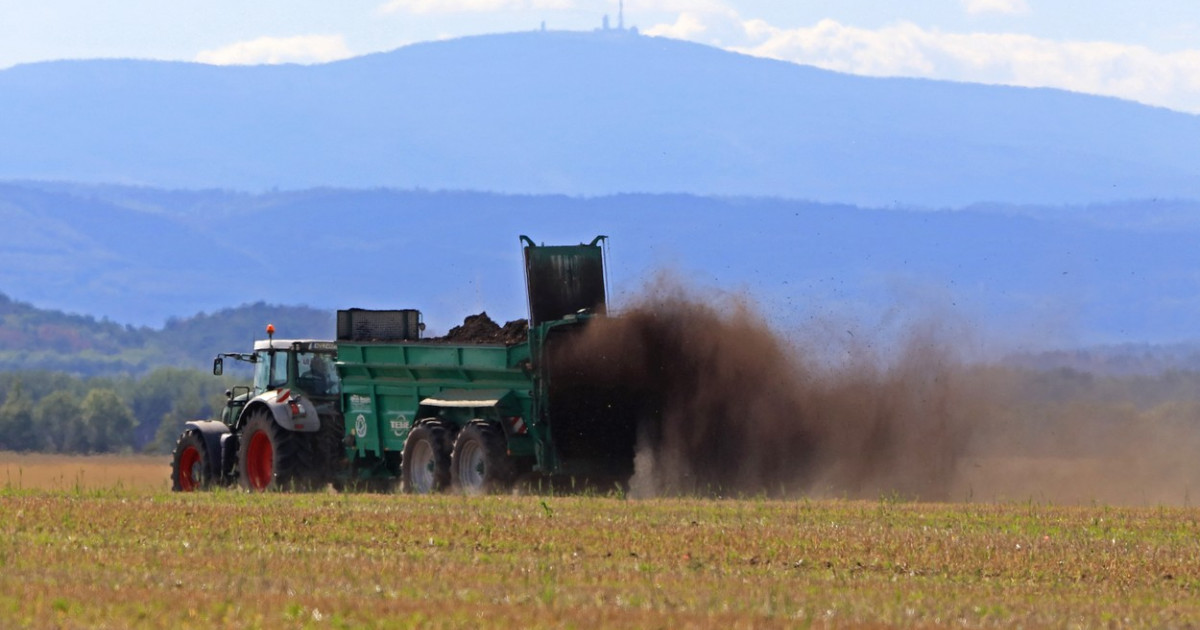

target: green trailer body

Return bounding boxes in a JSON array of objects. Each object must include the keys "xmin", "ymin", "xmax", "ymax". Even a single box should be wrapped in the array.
[
  {"xmin": 335, "ymin": 314, "xmax": 638, "ymax": 486},
  {"xmin": 333, "ymin": 235, "xmax": 636, "ymax": 489},
  {"xmin": 337, "ymin": 340, "xmax": 536, "ymax": 461}
]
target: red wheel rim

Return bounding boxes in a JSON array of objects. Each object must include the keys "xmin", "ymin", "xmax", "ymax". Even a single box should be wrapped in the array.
[
  {"xmin": 178, "ymin": 445, "xmax": 202, "ymax": 491},
  {"xmin": 246, "ymin": 430, "xmax": 274, "ymax": 490}
]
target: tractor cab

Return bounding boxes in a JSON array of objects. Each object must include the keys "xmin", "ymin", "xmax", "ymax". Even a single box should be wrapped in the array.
[
  {"xmin": 247, "ymin": 339, "xmax": 341, "ymax": 399},
  {"xmin": 212, "ymin": 325, "xmax": 341, "ymax": 428}
]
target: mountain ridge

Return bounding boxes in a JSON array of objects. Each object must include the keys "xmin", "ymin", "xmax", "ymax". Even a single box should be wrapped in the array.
[
  {"xmin": 3, "ymin": 182, "xmax": 1200, "ymax": 345},
  {"xmin": 1, "ymin": 31, "xmax": 1197, "ymax": 205}
]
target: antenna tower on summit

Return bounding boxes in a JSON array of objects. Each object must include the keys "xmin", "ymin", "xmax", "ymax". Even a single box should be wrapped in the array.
[{"xmin": 618, "ymin": 0, "xmax": 624, "ymax": 30}]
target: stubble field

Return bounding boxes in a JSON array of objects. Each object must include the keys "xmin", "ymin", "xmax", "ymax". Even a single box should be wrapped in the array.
[{"xmin": 3, "ymin": 453, "xmax": 1200, "ymax": 628}]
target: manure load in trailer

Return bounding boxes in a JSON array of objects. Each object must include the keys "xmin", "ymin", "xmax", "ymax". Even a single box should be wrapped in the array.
[{"xmin": 171, "ymin": 235, "xmax": 639, "ymax": 494}]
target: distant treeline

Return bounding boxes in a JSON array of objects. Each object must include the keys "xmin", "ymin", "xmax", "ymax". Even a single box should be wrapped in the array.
[
  {"xmin": 3, "ymin": 360, "xmax": 1200, "ymax": 459},
  {"xmin": 0, "ymin": 293, "xmax": 333, "ymax": 376},
  {"xmin": 0, "ymin": 368, "xmax": 231, "ymax": 455}
]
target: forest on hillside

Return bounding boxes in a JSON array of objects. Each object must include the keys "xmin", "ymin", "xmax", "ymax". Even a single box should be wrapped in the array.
[{"xmin": 0, "ymin": 293, "xmax": 333, "ymax": 375}]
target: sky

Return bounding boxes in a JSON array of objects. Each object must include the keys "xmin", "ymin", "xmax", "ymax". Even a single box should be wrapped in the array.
[{"xmin": 1, "ymin": 1, "xmax": 1199, "ymax": 113}]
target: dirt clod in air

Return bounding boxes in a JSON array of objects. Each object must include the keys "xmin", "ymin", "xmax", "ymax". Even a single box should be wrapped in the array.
[{"xmin": 551, "ymin": 283, "xmax": 980, "ymax": 500}]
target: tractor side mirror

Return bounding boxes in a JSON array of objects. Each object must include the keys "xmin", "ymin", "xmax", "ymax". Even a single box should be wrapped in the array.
[{"xmin": 213, "ymin": 357, "xmax": 224, "ymax": 376}]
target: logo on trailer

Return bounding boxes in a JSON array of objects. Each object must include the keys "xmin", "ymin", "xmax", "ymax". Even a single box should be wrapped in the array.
[
  {"xmin": 355, "ymin": 414, "xmax": 368, "ymax": 438},
  {"xmin": 389, "ymin": 415, "xmax": 410, "ymax": 436}
]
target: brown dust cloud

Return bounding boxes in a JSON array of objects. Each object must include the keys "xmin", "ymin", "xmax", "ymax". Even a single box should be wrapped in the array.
[{"xmin": 551, "ymin": 282, "xmax": 1200, "ymax": 505}]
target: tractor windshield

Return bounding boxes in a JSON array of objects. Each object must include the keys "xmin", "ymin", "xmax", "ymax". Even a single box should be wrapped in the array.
[
  {"xmin": 297, "ymin": 351, "xmax": 341, "ymax": 397},
  {"xmin": 252, "ymin": 350, "xmax": 288, "ymax": 394}
]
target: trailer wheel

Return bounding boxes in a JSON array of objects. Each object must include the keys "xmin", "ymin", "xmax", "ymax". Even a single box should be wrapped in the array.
[
  {"xmin": 451, "ymin": 422, "xmax": 515, "ymax": 495},
  {"xmin": 171, "ymin": 430, "xmax": 210, "ymax": 492},
  {"xmin": 237, "ymin": 409, "xmax": 308, "ymax": 491},
  {"xmin": 402, "ymin": 423, "xmax": 451, "ymax": 494}
]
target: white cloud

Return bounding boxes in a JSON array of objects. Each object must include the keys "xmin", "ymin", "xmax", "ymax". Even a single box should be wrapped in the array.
[
  {"xmin": 196, "ymin": 35, "xmax": 352, "ymax": 66},
  {"xmin": 379, "ymin": 0, "xmax": 572, "ymax": 14},
  {"xmin": 738, "ymin": 19, "xmax": 1200, "ymax": 112},
  {"xmin": 961, "ymin": 0, "xmax": 1030, "ymax": 15},
  {"xmin": 644, "ymin": 12, "xmax": 708, "ymax": 39},
  {"xmin": 641, "ymin": 7, "xmax": 1200, "ymax": 113},
  {"xmin": 639, "ymin": 2, "xmax": 744, "ymax": 46}
]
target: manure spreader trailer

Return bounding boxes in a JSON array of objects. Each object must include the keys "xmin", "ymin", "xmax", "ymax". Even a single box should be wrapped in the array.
[{"xmin": 171, "ymin": 236, "xmax": 640, "ymax": 494}]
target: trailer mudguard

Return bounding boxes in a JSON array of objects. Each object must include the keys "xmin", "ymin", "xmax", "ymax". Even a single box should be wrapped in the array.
[
  {"xmin": 417, "ymin": 389, "xmax": 522, "ymax": 427},
  {"xmin": 183, "ymin": 420, "xmax": 231, "ymax": 479},
  {"xmin": 420, "ymin": 389, "xmax": 513, "ymax": 409},
  {"xmin": 240, "ymin": 390, "xmax": 320, "ymax": 433}
]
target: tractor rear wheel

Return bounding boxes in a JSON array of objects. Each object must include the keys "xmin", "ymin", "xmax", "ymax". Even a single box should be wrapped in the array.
[
  {"xmin": 237, "ymin": 409, "xmax": 309, "ymax": 491},
  {"xmin": 171, "ymin": 430, "xmax": 210, "ymax": 492},
  {"xmin": 401, "ymin": 423, "xmax": 451, "ymax": 494},
  {"xmin": 451, "ymin": 422, "xmax": 515, "ymax": 495}
]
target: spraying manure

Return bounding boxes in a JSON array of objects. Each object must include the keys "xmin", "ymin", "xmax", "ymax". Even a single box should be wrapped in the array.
[{"xmin": 550, "ymin": 283, "xmax": 981, "ymax": 499}]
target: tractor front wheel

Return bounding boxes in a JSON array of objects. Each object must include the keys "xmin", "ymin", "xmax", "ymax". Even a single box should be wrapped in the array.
[
  {"xmin": 237, "ymin": 410, "xmax": 308, "ymax": 491},
  {"xmin": 171, "ymin": 431, "xmax": 210, "ymax": 492}
]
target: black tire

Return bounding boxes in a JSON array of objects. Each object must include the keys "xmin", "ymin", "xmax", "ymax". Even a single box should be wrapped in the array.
[
  {"xmin": 171, "ymin": 430, "xmax": 211, "ymax": 492},
  {"xmin": 309, "ymin": 411, "xmax": 346, "ymax": 486},
  {"xmin": 451, "ymin": 422, "xmax": 515, "ymax": 495},
  {"xmin": 401, "ymin": 423, "xmax": 451, "ymax": 494},
  {"xmin": 237, "ymin": 409, "xmax": 310, "ymax": 491}
]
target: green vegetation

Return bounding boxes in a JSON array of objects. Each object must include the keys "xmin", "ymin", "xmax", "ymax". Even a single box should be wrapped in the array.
[
  {"xmin": 0, "ymin": 293, "xmax": 333, "ymax": 375},
  {"xmin": 0, "ymin": 368, "xmax": 230, "ymax": 454},
  {"xmin": 1, "ymin": 488, "xmax": 1198, "ymax": 628}
]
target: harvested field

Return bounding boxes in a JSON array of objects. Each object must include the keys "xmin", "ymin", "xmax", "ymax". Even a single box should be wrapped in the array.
[
  {"xmin": 2, "ymin": 485, "xmax": 1200, "ymax": 628},
  {"xmin": 0, "ymin": 452, "xmax": 169, "ymax": 492}
]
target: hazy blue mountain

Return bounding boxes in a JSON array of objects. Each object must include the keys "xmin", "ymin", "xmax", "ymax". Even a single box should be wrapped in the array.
[
  {"xmin": 1, "ymin": 31, "xmax": 1198, "ymax": 206},
  {"xmin": 2, "ymin": 182, "xmax": 1198, "ymax": 347}
]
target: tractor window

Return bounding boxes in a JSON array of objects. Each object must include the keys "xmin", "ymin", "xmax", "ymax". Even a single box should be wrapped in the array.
[
  {"xmin": 270, "ymin": 351, "xmax": 289, "ymax": 389},
  {"xmin": 297, "ymin": 352, "xmax": 341, "ymax": 396},
  {"xmin": 253, "ymin": 350, "xmax": 271, "ymax": 394},
  {"xmin": 253, "ymin": 350, "xmax": 288, "ymax": 391}
]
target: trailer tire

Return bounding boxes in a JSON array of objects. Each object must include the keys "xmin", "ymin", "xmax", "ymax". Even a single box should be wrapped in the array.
[
  {"xmin": 451, "ymin": 422, "xmax": 515, "ymax": 495},
  {"xmin": 401, "ymin": 423, "xmax": 451, "ymax": 494},
  {"xmin": 171, "ymin": 430, "xmax": 211, "ymax": 492},
  {"xmin": 237, "ymin": 409, "xmax": 309, "ymax": 491}
]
